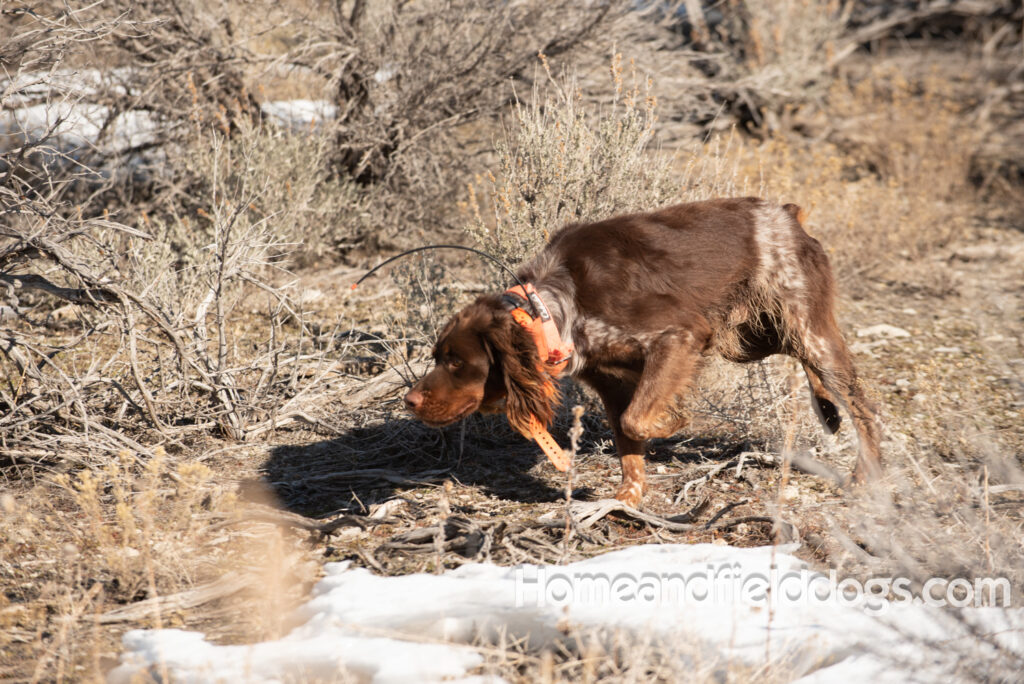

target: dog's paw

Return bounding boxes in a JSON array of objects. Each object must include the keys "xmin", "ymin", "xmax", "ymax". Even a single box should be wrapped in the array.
[{"xmin": 613, "ymin": 481, "xmax": 644, "ymax": 508}]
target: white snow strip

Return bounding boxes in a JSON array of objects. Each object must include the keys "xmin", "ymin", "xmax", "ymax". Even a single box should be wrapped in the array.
[
  {"xmin": 259, "ymin": 100, "xmax": 337, "ymax": 129},
  {"xmin": 109, "ymin": 543, "xmax": 1024, "ymax": 683},
  {"xmin": 0, "ymin": 99, "xmax": 335, "ymax": 154},
  {"xmin": 108, "ymin": 629, "xmax": 487, "ymax": 684},
  {"xmin": 1, "ymin": 68, "xmax": 135, "ymax": 106},
  {"xmin": 1, "ymin": 102, "xmax": 158, "ymax": 152},
  {"xmin": 2, "ymin": 68, "xmax": 335, "ymax": 156}
]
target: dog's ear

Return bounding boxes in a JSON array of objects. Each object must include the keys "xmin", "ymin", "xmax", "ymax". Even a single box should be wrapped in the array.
[
  {"xmin": 479, "ymin": 333, "xmax": 495, "ymax": 365},
  {"xmin": 482, "ymin": 308, "xmax": 559, "ymax": 437}
]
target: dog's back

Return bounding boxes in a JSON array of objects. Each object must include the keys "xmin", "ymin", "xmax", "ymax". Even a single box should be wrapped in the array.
[{"xmin": 536, "ymin": 198, "xmax": 829, "ymax": 348}]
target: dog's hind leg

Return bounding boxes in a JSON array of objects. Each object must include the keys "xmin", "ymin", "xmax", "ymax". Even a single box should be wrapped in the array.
[
  {"xmin": 803, "ymin": 363, "xmax": 842, "ymax": 434},
  {"xmin": 794, "ymin": 317, "xmax": 882, "ymax": 482},
  {"xmin": 762, "ymin": 203, "xmax": 881, "ymax": 481}
]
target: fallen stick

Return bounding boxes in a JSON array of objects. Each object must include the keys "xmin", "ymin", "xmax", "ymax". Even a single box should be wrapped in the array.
[
  {"xmin": 536, "ymin": 497, "xmax": 709, "ymax": 532},
  {"xmin": 97, "ymin": 572, "xmax": 254, "ymax": 624},
  {"xmin": 208, "ymin": 506, "xmax": 370, "ymax": 534},
  {"xmin": 272, "ymin": 467, "xmax": 449, "ymax": 487},
  {"xmin": 343, "ymin": 361, "xmax": 430, "ymax": 406},
  {"xmin": 985, "ymin": 484, "xmax": 1024, "ymax": 495}
]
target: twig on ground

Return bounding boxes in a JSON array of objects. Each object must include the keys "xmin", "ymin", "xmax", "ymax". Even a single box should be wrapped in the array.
[
  {"xmin": 536, "ymin": 497, "xmax": 709, "ymax": 532},
  {"xmin": 97, "ymin": 573, "xmax": 255, "ymax": 624},
  {"xmin": 207, "ymin": 505, "xmax": 371, "ymax": 534},
  {"xmin": 561, "ymin": 405, "xmax": 585, "ymax": 560},
  {"xmin": 343, "ymin": 361, "xmax": 431, "ymax": 406},
  {"xmin": 704, "ymin": 499, "xmax": 750, "ymax": 529},
  {"xmin": 676, "ymin": 449, "xmax": 845, "ymax": 504}
]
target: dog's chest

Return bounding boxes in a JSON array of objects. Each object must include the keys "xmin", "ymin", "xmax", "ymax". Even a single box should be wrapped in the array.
[{"xmin": 575, "ymin": 317, "xmax": 653, "ymax": 365}]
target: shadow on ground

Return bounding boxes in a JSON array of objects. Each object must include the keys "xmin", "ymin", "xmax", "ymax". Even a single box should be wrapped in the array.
[
  {"xmin": 257, "ymin": 407, "xmax": 759, "ymax": 518},
  {"xmin": 259, "ymin": 413, "xmax": 568, "ymax": 516}
]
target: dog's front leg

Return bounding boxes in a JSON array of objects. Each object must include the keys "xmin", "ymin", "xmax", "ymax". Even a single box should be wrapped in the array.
[
  {"xmin": 606, "ymin": 400, "xmax": 648, "ymax": 508},
  {"xmin": 620, "ymin": 329, "xmax": 706, "ymax": 443},
  {"xmin": 589, "ymin": 376, "xmax": 645, "ymax": 507},
  {"xmin": 589, "ymin": 329, "xmax": 706, "ymax": 508}
]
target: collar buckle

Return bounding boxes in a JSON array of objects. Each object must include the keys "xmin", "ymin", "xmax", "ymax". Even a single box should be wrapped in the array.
[{"xmin": 503, "ymin": 283, "xmax": 574, "ymax": 375}]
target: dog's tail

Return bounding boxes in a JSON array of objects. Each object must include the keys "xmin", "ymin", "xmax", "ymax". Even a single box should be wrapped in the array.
[{"xmin": 782, "ymin": 202, "xmax": 807, "ymax": 225}]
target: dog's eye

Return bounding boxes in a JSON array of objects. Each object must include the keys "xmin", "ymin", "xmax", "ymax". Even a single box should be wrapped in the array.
[{"xmin": 447, "ymin": 357, "xmax": 463, "ymax": 371}]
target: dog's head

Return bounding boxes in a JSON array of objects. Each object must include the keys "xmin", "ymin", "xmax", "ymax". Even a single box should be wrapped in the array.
[{"xmin": 403, "ymin": 295, "xmax": 557, "ymax": 435}]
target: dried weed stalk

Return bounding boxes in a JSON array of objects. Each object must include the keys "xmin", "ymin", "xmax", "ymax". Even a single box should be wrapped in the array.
[{"xmin": 465, "ymin": 56, "xmax": 677, "ymax": 279}]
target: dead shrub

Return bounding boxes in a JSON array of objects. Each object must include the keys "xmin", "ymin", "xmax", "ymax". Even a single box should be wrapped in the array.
[
  {"xmin": 465, "ymin": 57, "xmax": 677, "ymax": 280},
  {"xmin": 724, "ymin": 0, "xmax": 846, "ymax": 124},
  {"xmin": 83, "ymin": 0, "xmax": 263, "ymax": 142},
  {"xmin": 296, "ymin": 0, "xmax": 620, "ymax": 180},
  {"xmin": 271, "ymin": 0, "xmax": 630, "ymax": 247},
  {"xmin": 1, "ymin": 111, "xmax": 354, "ymax": 461}
]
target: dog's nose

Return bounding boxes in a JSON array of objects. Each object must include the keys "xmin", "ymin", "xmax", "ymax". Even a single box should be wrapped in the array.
[{"xmin": 404, "ymin": 388, "xmax": 424, "ymax": 411}]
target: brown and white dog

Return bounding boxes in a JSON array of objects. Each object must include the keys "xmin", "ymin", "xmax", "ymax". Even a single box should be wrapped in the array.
[{"xmin": 403, "ymin": 198, "xmax": 881, "ymax": 506}]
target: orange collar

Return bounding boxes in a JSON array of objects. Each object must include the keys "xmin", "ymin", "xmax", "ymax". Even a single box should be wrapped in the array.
[
  {"xmin": 503, "ymin": 283, "xmax": 574, "ymax": 376},
  {"xmin": 503, "ymin": 283, "xmax": 574, "ymax": 472}
]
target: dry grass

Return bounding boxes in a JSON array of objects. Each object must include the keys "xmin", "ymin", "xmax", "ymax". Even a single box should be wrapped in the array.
[
  {"xmin": 1, "ymin": 445, "xmax": 318, "ymax": 680},
  {"xmin": 465, "ymin": 56, "xmax": 676, "ymax": 273},
  {"xmin": 759, "ymin": 68, "xmax": 978, "ymax": 281},
  {"xmin": 473, "ymin": 625, "xmax": 798, "ymax": 683},
  {"xmin": 2, "ymin": 1, "xmax": 1023, "ymax": 681}
]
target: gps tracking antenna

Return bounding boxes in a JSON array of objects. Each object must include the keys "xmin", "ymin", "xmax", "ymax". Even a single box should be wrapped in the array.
[{"xmin": 351, "ymin": 244, "xmax": 531, "ymax": 307}]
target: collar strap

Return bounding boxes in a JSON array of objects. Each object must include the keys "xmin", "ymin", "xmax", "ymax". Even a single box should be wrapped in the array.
[
  {"xmin": 527, "ymin": 413, "xmax": 571, "ymax": 472},
  {"xmin": 502, "ymin": 282, "xmax": 574, "ymax": 472},
  {"xmin": 502, "ymin": 283, "xmax": 574, "ymax": 376}
]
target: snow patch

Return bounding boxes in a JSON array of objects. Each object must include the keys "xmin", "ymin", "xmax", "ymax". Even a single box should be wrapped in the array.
[
  {"xmin": 259, "ymin": 100, "xmax": 337, "ymax": 130},
  {"xmin": 2, "ymin": 66, "xmax": 336, "ymax": 157},
  {"xmin": 108, "ymin": 627, "xmax": 486, "ymax": 684},
  {"xmin": 1, "ymin": 102, "xmax": 158, "ymax": 153},
  {"xmin": 109, "ymin": 544, "xmax": 1023, "ymax": 682}
]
